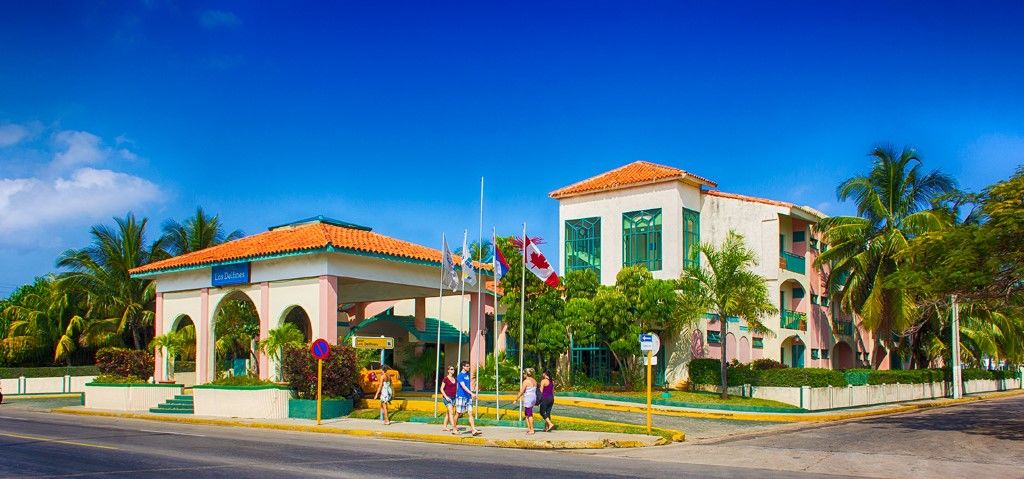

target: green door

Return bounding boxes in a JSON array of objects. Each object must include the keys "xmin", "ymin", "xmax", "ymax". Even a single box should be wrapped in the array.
[{"xmin": 792, "ymin": 344, "xmax": 805, "ymax": 368}]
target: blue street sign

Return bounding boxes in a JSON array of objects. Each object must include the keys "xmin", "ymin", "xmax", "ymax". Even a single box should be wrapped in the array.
[
  {"xmin": 640, "ymin": 333, "xmax": 653, "ymax": 342},
  {"xmin": 310, "ymin": 338, "xmax": 330, "ymax": 360}
]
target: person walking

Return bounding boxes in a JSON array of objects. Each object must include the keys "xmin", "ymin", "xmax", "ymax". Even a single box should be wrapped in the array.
[
  {"xmin": 373, "ymin": 364, "xmax": 393, "ymax": 425},
  {"xmin": 440, "ymin": 365, "xmax": 458, "ymax": 431},
  {"xmin": 452, "ymin": 361, "xmax": 481, "ymax": 436},
  {"xmin": 538, "ymin": 369, "xmax": 556, "ymax": 432},
  {"xmin": 514, "ymin": 368, "xmax": 539, "ymax": 435}
]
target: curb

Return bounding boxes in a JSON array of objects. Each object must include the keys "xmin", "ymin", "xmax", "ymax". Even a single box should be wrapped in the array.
[{"xmin": 50, "ymin": 407, "xmax": 661, "ymax": 449}]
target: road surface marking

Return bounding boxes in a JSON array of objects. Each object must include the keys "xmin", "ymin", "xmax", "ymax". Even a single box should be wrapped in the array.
[
  {"xmin": 139, "ymin": 429, "xmax": 206, "ymax": 437},
  {"xmin": 0, "ymin": 432, "xmax": 118, "ymax": 450}
]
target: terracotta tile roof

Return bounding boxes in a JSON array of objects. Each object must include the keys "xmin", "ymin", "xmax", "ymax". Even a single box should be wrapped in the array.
[
  {"xmin": 704, "ymin": 190, "xmax": 794, "ymax": 208},
  {"xmin": 130, "ymin": 221, "xmax": 489, "ymax": 276},
  {"xmin": 549, "ymin": 161, "xmax": 717, "ymax": 199}
]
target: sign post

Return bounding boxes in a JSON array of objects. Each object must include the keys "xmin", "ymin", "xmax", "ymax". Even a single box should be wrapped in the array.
[
  {"xmin": 639, "ymin": 333, "xmax": 661, "ymax": 434},
  {"xmin": 310, "ymin": 338, "xmax": 331, "ymax": 425}
]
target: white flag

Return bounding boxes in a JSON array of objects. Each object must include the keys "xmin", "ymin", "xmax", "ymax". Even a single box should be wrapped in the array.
[
  {"xmin": 442, "ymin": 237, "xmax": 459, "ymax": 292},
  {"xmin": 461, "ymin": 233, "xmax": 477, "ymax": 287}
]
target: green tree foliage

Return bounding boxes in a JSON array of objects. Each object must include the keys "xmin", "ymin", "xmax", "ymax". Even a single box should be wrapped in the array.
[
  {"xmin": 214, "ymin": 297, "xmax": 260, "ymax": 366},
  {"xmin": 0, "ymin": 275, "xmax": 100, "ymax": 365},
  {"xmin": 258, "ymin": 322, "xmax": 306, "ymax": 380},
  {"xmin": 680, "ymin": 231, "xmax": 777, "ymax": 398},
  {"xmin": 57, "ymin": 213, "xmax": 168, "ymax": 350},
  {"xmin": 281, "ymin": 343, "xmax": 357, "ymax": 399},
  {"xmin": 814, "ymin": 146, "xmax": 955, "ymax": 341},
  {"xmin": 161, "ymin": 207, "xmax": 244, "ymax": 256},
  {"xmin": 478, "ymin": 351, "xmax": 520, "ymax": 391}
]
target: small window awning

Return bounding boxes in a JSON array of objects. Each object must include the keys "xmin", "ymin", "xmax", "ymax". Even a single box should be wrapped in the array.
[{"xmin": 351, "ymin": 312, "xmax": 467, "ymax": 343}]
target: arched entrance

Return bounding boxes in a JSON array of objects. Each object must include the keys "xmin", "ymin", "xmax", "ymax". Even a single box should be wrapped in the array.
[
  {"xmin": 738, "ymin": 337, "xmax": 750, "ymax": 364},
  {"xmin": 832, "ymin": 341, "xmax": 854, "ymax": 369},
  {"xmin": 170, "ymin": 315, "xmax": 196, "ymax": 380},
  {"xmin": 212, "ymin": 291, "xmax": 260, "ymax": 379},
  {"xmin": 725, "ymin": 333, "xmax": 737, "ymax": 363},
  {"xmin": 282, "ymin": 306, "xmax": 313, "ymax": 342},
  {"xmin": 780, "ymin": 335, "xmax": 805, "ymax": 368}
]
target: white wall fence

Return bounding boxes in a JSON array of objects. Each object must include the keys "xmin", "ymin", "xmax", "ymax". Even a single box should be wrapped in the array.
[
  {"xmin": 83, "ymin": 384, "xmax": 182, "ymax": 411},
  {"xmin": 192, "ymin": 386, "xmax": 292, "ymax": 419},
  {"xmin": 733, "ymin": 378, "xmax": 1023, "ymax": 410},
  {"xmin": 1, "ymin": 376, "xmax": 97, "ymax": 395}
]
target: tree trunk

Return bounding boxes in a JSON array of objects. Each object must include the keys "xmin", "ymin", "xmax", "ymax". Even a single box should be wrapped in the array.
[{"xmin": 720, "ymin": 316, "xmax": 729, "ymax": 400}]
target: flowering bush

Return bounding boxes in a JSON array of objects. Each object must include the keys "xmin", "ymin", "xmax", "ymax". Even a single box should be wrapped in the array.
[
  {"xmin": 281, "ymin": 343, "xmax": 357, "ymax": 399},
  {"xmin": 95, "ymin": 347, "xmax": 153, "ymax": 380}
]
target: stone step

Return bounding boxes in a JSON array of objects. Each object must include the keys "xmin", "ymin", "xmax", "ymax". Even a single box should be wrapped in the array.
[
  {"xmin": 149, "ymin": 407, "xmax": 194, "ymax": 414},
  {"xmin": 155, "ymin": 403, "xmax": 193, "ymax": 410},
  {"xmin": 166, "ymin": 398, "xmax": 193, "ymax": 405},
  {"xmin": 173, "ymin": 395, "xmax": 195, "ymax": 402}
]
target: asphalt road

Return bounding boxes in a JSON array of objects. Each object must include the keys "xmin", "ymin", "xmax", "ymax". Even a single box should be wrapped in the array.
[{"xmin": 0, "ymin": 400, "xmax": 854, "ymax": 479}]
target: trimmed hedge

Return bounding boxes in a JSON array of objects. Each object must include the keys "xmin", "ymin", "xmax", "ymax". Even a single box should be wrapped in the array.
[
  {"xmin": 0, "ymin": 365, "xmax": 100, "ymax": 379},
  {"xmin": 867, "ymin": 369, "xmax": 945, "ymax": 385},
  {"xmin": 962, "ymin": 368, "xmax": 1021, "ymax": 381},
  {"xmin": 688, "ymin": 359, "xmax": 846, "ymax": 387},
  {"xmin": 209, "ymin": 376, "xmax": 278, "ymax": 387}
]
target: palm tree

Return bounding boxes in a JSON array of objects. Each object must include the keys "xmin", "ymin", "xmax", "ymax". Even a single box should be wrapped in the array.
[
  {"xmin": 162, "ymin": 207, "xmax": 244, "ymax": 256},
  {"xmin": 150, "ymin": 329, "xmax": 187, "ymax": 380},
  {"xmin": 57, "ymin": 213, "xmax": 167, "ymax": 350},
  {"xmin": 1, "ymin": 275, "xmax": 89, "ymax": 364},
  {"xmin": 455, "ymin": 239, "xmax": 493, "ymax": 262},
  {"xmin": 680, "ymin": 231, "xmax": 777, "ymax": 399},
  {"xmin": 815, "ymin": 146, "xmax": 955, "ymax": 348},
  {"xmin": 258, "ymin": 323, "xmax": 305, "ymax": 380}
]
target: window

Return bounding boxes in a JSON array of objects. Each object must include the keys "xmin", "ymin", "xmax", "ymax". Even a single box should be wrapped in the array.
[
  {"xmin": 565, "ymin": 217, "xmax": 601, "ymax": 275},
  {"xmin": 792, "ymin": 287, "xmax": 805, "ymax": 299},
  {"xmin": 811, "ymin": 349, "xmax": 820, "ymax": 360},
  {"xmin": 683, "ymin": 208, "xmax": 700, "ymax": 270},
  {"xmin": 793, "ymin": 231, "xmax": 806, "ymax": 242},
  {"xmin": 707, "ymin": 330, "xmax": 721, "ymax": 344},
  {"xmin": 622, "ymin": 209, "xmax": 662, "ymax": 271},
  {"xmin": 752, "ymin": 337, "xmax": 764, "ymax": 349},
  {"xmin": 811, "ymin": 294, "xmax": 819, "ymax": 305},
  {"xmin": 810, "ymin": 238, "xmax": 819, "ymax": 250},
  {"xmin": 821, "ymin": 296, "xmax": 830, "ymax": 307},
  {"xmin": 821, "ymin": 349, "xmax": 830, "ymax": 360}
]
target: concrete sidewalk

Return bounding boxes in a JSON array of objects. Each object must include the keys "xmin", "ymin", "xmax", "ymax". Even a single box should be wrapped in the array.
[
  {"xmin": 552, "ymin": 389, "xmax": 1024, "ymax": 422},
  {"xmin": 53, "ymin": 406, "xmax": 665, "ymax": 449}
]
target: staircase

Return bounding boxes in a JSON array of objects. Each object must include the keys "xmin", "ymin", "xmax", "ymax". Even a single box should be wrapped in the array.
[{"xmin": 150, "ymin": 394, "xmax": 194, "ymax": 414}]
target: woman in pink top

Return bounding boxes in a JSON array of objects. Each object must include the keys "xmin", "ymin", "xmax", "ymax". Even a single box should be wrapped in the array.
[{"xmin": 439, "ymin": 365, "xmax": 458, "ymax": 431}]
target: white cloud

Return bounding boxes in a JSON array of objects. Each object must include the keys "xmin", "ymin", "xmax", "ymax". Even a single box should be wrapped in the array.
[
  {"xmin": 52, "ymin": 130, "xmax": 106, "ymax": 170},
  {"xmin": 0, "ymin": 123, "xmax": 29, "ymax": 147},
  {"xmin": 200, "ymin": 10, "xmax": 241, "ymax": 29},
  {"xmin": 0, "ymin": 168, "xmax": 161, "ymax": 238}
]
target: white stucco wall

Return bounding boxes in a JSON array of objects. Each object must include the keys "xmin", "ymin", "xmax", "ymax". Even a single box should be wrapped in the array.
[
  {"xmin": 84, "ymin": 384, "xmax": 181, "ymax": 411},
  {"xmin": 192, "ymin": 387, "xmax": 292, "ymax": 418}
]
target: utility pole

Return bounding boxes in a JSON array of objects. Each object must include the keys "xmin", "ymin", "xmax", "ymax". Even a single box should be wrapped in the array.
[{"xmin": 951, "ymin": 294, "xmax": 962, "ymax": 400}]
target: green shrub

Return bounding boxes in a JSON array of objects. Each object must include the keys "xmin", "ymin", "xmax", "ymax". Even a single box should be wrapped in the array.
[
  {"xmin": 95, "ymin": 348, "xmax": 153, "ymax": 380},
  {"xmin": 0, "ymin": 365, "xmax": 100, "ymax": 379},
  {"xmin": 687, "ymin": 359, "xmax": 722, "ymax": 387},
  {"xmin": 750, "ymin": 359, "xmax": 787, "ymax": 370},
  {"xmin": 867, "ymin": 369, "xmax": 945, "ymax": 385},
  {"xmin": 844, "ymin": 369, "xmax": 872, "ymax": 386},
  {"xmin": 281, "ymin": 343, "xmax": 357, "ymax": 400},
  {"xmin": 756, "ymin": 368, "xmax": 847, "ymax": 387},
  {"xmin": 92, "ymin": 374, "xmax": 146, "ymax": 384},
  {"xmin": 174, "ymin": 361, "xmax": 196, "ymax": 373},
  {"xmin": 209, "ymin": 376, "xmax": 277, "ymax": 387},
  {"xmin": 478, "ymin": 352, "xmax": 519, "ymax": 391}
]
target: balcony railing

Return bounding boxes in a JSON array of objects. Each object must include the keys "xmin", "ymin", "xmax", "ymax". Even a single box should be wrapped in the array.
[
  {"xmin": 780, "ymin": 309, "xmax": 807, "ymax": 330},
  {"xmin": 834, "ymin": 320, "xmax": 854, "ymax": 336},
  {"xmin": 780, "ymin": 250, "xmax": 806, "ymax": 274}
]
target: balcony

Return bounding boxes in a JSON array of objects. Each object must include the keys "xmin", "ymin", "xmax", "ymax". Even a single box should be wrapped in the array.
[
  {"xmin": 834, "ymin": 320, "xmax": 854, "ymax": 336},
  {"xmin": 780, "ymin": 250, "xmax": 806, "ymax": 274},
  {"xmin": 780, "ymin": 309, "xmax": 807, "ymax": 330}
]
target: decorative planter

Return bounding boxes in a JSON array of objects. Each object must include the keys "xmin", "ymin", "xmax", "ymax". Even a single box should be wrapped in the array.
[
  {"xmin": 192, "ymin": 384, "xmax": 293, "ymax": 419},
  {"xmin": 288, "ymin": 398, "xmax": 354, "ymax": 419},
  {"xmin": 84, "ymin": 382, "xmax": 182, "ymax": 411}
]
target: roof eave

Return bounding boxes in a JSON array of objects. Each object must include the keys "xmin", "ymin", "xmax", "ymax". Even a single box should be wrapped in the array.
[{"xmin": 549, "ymin": 175, "xmax": 716, "ymax": 200}]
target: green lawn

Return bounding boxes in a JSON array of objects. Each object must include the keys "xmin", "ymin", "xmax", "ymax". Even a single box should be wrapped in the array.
[{"xmin": 569, "ymin": 390, "xmax": 799, "ymax": 409}]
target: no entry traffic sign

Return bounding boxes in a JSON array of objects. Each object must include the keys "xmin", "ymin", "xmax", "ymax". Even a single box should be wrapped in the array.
[{"xmin": 310, "ymin": 338, "xmax": 330, "ymax": 360}]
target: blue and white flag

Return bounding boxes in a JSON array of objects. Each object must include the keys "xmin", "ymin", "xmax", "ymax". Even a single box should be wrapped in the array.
[{"xmin": 461, "ymin": 232, "xmax": 477, "ymax": 287}]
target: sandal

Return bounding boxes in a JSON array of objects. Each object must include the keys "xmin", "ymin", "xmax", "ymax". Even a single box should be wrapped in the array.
[{"xmin": 471, "ymin": 430, "xmax": 482, "ymax": 436}]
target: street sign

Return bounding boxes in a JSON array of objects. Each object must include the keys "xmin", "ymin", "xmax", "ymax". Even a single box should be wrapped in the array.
[
  {"xmin": 643, "ymin": 356, "xmax": 658, "ymax": 366},
  {"xmin": 639, "ymin": 332, "xmax": 661, "ymax": 355},
  {"xmin": 351, "ymin": 336, "xmax": 395, "ymax": 350},
  {"xmin": 310, "ymin": 338, "xmax": 331, "ymax": 360}
]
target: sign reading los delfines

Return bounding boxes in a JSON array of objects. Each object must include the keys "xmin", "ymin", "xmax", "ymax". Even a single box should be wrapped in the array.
[{"xmin": 212, "ymin": 263, "xmax": 251, "ymax": 286}]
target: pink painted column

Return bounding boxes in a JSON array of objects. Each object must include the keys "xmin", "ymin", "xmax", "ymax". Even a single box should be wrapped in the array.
[
  {"xmin": 154, "ymin": 293, "xmax": 164, "ymax": 382},
  {"xmin": 199, "ymin": 288, "xmax": 210, "ymax": 384},
  {"xmin": 258, "ymin": 282, "xmax": 270, "ymax": 380},
  {"xmin": 319, "ymin": 276, "xmax": 338, "ymax": 344},
  {"xmin": 467, "ymin": 293, "xmax": 490, "ymax": 369},
  {"xmin": 414, "ymin": 298, "xmax": 426, "ymax": 332}
]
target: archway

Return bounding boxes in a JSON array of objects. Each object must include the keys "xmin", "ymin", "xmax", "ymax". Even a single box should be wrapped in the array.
[
  {"xmin": 282, "ymin": 306, "xmax": 313, "ymax": 342},
  {"xmin": 725, "ymin": 333, "xmax": 737, "ymax": 363},
  {"xmin": 212, "ymin": 291, "xmax": 260, "ymax": 379},
  {"xmin": 170, "ymin": 315, "xmax": 196, "ymax": 381},
  {"xmin": 738, "ymin": 337, "xmax": 750, "ymax": 364},
  {"xmin": 780, "ymin": 335, "xmax": 805, "ymax": 368},
  {"xmin": 832, "ymin": 341, "xmax": 854, "ymax": 369},
  {"xmin": 779, "ymin": 279, "xmax": 809, "ymax": 331}
]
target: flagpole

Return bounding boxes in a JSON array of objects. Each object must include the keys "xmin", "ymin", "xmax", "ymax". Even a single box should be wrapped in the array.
[
  {"xmin": 433, "ymin": 233, "xmax": 446, "ymax": 418},
  {"xmin": 475, "ymin": 176, "xmax": 483, "ymax": 419},
  {"xmin": 457, "ymin": 230, "xmax": 468, "ymax": 373},
  {"xmin": 518, "ymin": 222, "xmax": 527, "ymax": 422},
  {"xmin": 493, "ymin": 227, "xmax": 500, "ymax": 421}
]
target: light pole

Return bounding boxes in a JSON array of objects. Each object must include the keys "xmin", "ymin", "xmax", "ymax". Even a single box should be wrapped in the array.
[{"xmin": 951, "ymin": 294, "xmax": 962, "ymax": 400}]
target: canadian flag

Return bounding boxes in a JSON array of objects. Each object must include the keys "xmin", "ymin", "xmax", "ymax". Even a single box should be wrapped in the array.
[{"xmin": 523, "ymin": 237, "xmax": 561, "ymax": 288}]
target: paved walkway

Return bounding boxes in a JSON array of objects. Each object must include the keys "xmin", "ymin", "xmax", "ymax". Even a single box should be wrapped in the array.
[{"xmin": 53, "ymin": 406, "xmax": 665, "ymax": 449}]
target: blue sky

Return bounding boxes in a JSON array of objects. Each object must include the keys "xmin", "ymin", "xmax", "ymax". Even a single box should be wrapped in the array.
[{"xmin": 2, "ymin": 1, "xmax": 1023, "ymax": 295}]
